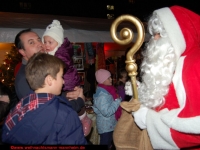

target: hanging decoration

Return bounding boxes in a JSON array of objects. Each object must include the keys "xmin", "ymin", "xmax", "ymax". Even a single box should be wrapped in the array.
[
  {"xmin": 95, "ymin": 43, "xmax": 106, "ymax": 70},
  {"xmin": 84, "ymin": 43, "xmax": 95, "ymax": 65}
]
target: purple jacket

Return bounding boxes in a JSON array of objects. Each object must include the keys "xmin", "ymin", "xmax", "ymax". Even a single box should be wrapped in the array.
[{"xmin": 55, "ymin": 38, "xmax": 81, "ymax": 91}]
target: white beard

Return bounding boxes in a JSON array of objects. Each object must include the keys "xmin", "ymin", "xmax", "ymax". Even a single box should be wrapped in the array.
[{"xmin": 138, "ymin": 36, "xmax": 176, "ymax": 108}]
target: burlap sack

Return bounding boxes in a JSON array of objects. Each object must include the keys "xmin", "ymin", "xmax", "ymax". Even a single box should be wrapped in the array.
[{"xmin": 113, "ymin": 109, "xmax": 153, "ymax": 150}]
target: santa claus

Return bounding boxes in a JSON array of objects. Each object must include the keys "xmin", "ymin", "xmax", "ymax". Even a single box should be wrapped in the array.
[{"xmin": 125, "ymin": 5, "xmax": 200, "ymax": 149}]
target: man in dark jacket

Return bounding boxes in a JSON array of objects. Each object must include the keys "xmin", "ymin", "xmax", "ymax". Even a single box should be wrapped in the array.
[{"xmin": 14, "ymin": 29, "xmax": 85, "ymax": 113}]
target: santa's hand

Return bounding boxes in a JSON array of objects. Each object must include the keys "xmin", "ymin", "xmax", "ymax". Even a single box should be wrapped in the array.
[{"xmin": 132, "ymin": 105, "xmax": 148, "ymax": 129}]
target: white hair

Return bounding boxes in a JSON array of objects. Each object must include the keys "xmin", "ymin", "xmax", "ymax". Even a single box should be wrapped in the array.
[
  {"xmin": 148, "ymin": 14, "xmax": 167, "ymax": 38},
  {"xmin": 138, "ymin": 13, "xmax": 177, "ymax": 108}
]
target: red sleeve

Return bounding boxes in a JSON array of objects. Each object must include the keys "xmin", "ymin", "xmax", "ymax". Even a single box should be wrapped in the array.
[{"xmin": 14, "ymin": 62, "xmax": 22, "ymax": 77}]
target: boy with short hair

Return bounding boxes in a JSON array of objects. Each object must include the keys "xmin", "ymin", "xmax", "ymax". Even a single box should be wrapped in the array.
[
  {"xmin": 42, "ymin": 20, "xmax": 91, "ymax": 136},
  {"xmin": 2, "ymin": 53, "xmax": 87, "ymax": 145}
]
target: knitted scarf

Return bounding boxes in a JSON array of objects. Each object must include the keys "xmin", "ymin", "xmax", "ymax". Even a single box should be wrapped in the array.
[
  {"xmin": 98, "ymin": 84, "xmax": 121, "ymax": 120},
  {"xmin": 98, "ymin": 84, "xmax": 118, "ymax": 99}
]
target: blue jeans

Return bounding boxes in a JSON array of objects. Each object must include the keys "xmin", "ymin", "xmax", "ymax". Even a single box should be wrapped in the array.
[{"xmin": 100, "ymin": 131, "xmax": 113, "ymax": 147}]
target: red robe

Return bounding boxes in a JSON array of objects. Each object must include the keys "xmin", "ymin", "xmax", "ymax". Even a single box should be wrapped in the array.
[{"xmin": 146, "ymin": 6, "xmax": 200, "ymax": 149}]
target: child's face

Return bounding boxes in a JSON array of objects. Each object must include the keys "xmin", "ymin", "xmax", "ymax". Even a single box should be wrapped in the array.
[
  {"xmin": 43, "ymin": 36, "xmax": 58, "ymax": 52},
  {"xmin": 119, "ymin": 73, "xmax": 128, "ymax": 84},
  {"xmin": 51, "ymin": 68, "xmax": 64, "ymax": 95},
  {"xmin": 103, "ymin": 76, "xmax": 112, "ymax": 86}
]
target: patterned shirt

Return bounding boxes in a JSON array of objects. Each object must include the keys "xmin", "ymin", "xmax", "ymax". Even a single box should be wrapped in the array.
[{"xmin": 5, "ymin": 93, "xmax": 54, "ymax": 131}]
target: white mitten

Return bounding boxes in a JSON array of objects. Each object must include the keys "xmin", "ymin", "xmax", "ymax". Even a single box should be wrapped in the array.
[
  {"xmin": 125, "ymin": 81, "xmax": 133, "ymax": 96},
  {"xmin": 125, "ymin": 80, "xmax": 141, "ymax": 96},
  {"xmin": 132, "ymin": 105, "xmax": 148, "ymax": 129}
]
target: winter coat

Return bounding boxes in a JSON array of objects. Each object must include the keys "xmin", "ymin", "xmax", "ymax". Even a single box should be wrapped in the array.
[
  {"xmin": 92, "ymin": 87, "xmax": 121, "ymax": 134},
  {"xmin": 2, "ymin": 93, "xmax": 87, "ymax": 145},
  {"xmin": 55, "ymin": 38, "xmax": 81, "ymax": 91}
]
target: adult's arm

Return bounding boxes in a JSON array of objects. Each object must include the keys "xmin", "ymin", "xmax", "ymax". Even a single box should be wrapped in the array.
[
  {"xmin": 14, "ymin": 65, "xmax": 32, "ymax": 100},
  {"xmin": 61, "ymin": 87, "xmax": 85, "ymax": 113},
  {"xmin": 68, "ymin": 97, "xmax": 85, "ymax": 113}
]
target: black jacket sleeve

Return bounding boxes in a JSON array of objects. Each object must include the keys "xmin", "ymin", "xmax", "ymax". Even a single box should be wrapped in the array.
[
  {"xmin": 60, "ymin": 91, "xmax": 85, "ymax": 113},
  {"xmin": 68, "ymin": 97, "xmax": 85, "ymax": 113}
]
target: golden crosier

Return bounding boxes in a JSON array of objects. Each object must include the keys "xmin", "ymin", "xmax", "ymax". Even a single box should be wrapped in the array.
[
  {"xmin": 110, "ymin": 15, "xmax": 145, "ymax": 100},
  {"xmin": 111, "ymin": 16, "xmax": 153, "ymax": 150}
]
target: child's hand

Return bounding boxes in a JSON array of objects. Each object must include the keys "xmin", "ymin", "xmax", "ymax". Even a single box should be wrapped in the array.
[
  {"xmin": 66, "ymin": 86, "xmax": 85, "ymax": 101},
  {"xmin": 66, "ymin": 87, "xmax": 79, "ymax": 100}
]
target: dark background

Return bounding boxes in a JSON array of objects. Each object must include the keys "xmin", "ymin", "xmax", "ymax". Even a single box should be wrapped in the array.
[{"xmin": 0, "ymin": 0, "xmax": 199, "ymax": 21}]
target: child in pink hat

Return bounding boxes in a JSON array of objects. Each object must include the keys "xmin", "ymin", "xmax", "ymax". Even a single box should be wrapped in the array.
[{"xmin": 92, "ymin": 69, "xmax": 122, "ymax": 148}]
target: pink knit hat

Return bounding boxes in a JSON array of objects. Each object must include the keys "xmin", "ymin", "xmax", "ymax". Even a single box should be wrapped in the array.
[{"xmin": 95, "ymin": 69, "xmax": 111, "ymax": 84}]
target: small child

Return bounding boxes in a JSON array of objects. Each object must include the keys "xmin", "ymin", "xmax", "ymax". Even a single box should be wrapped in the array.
[
  {"xmin": 42, "ymin": 20, "xmax": 80, "ymax": 91},
  {"xmin": 92, "ymin": 69, "xmax": 122, "ymax": 148},
  {"xmin": 114, "ymin": 69, "xmax": 128, "ymax": 120},
  {"xmin": 2, "ymin": 53, "xmax": 87, "ymax": 145},
  {"xmin": 42, "ymin": 20, "xmax": 92, "ymax": 136}
]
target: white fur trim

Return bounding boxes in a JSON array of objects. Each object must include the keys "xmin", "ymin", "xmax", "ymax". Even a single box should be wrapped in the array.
[
  {"xmin": 162, "ymin": 112, "xmax": 200, "ymax": 133},
  {"xmin": 132, "ymin": 105, "xmax": 148, "ymax": 129},
  {"xmin": 161, "ymin": 57, "xmax": 200, "ymax": 133},
  {"xmin": 146, "ymin": 58, "xmax": 186, "ymax": 149},
  {"xmin": 172, "ymin": 57, "xmax": 186, "ymax": 107},
  {"xmin": 146, "ymin": 109, "xmax": 178, "ymax": 149},
  {"xmin": 147, "ymin": 56, "xmax": 200, "ymax": 149},
  {"xmin": 154, "ymin": 7, "xmax": 186, "ymax": 61}
]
